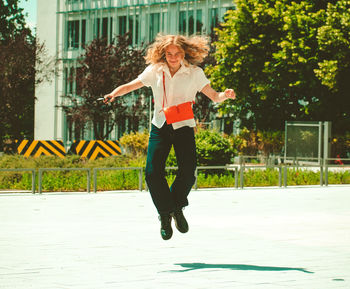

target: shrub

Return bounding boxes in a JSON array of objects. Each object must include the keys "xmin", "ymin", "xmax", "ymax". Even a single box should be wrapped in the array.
[
  {"xmin": 166, "ymin": 148, "xmax": 177, "ymax": 167},
  {"xmin": 119, "ymin": 130, "xmax": 149, "ymax": 157},
  {"xmin": 118, "ymin": 128, "xmax": 236, "ymax": 167},
  {"xmin": 195, "ymin": 128, "xmax": 234, "ymax": 165},
  {"xmin": 257, "ymin": 131, "xmax": 284, "ymax": 156},
  {"xmin": 230, "ymin": 129, "xmax": 284, "ymax": 157},
  {"xmin": 234, "ymin": 128, "xmax": 259, "ymax": 156},
  {"xmin": 331, "ymin": 132, "xmax": 350, "ymax": 159},
  {"xmin": 243, "ymin": 168, "xmax": 280, "ymax": 187}
]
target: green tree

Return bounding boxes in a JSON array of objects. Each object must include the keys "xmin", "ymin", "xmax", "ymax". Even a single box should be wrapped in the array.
[
  {"xmin": 314, "ymin": 0, "xmax": 350, "ymax": 132},
  {"xmin": 0, "ymin": 0, "xmax": 53, "ymax": 151},
  {"xmin": 208, "ymin": 0, "xmax": 348, "ymax": 133},
  {"xmin": 195, "ymin": 26, "xmax": 223, "ymax": 125},
  {"xmin": 0, "ymin": 0, "xmax": 28, "ymax": 43}
]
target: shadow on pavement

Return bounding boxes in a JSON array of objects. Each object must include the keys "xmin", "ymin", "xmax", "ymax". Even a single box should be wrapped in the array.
[{"xmin": 170, "ymin": 263, "xmax": 314, "ymax": 274}]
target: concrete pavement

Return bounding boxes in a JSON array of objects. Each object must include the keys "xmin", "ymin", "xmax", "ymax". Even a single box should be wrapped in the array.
[{"xmin": 0, "ymin": 185, "xmax": 349, "ymax": 288}]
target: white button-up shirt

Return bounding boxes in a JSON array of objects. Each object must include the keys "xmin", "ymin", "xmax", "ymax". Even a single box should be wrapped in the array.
[{"xmin": 138, "ymin": 63, "xmax": 210, "ymax": 130}]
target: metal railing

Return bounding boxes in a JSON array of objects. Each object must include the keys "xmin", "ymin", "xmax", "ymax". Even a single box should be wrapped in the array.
[
  {"xmin": 195, "ymin": 165, "xmax": 239, "ymax": 189},
  {"xmin": 324, "ymin": 158, "xmax": 350, "ymax": 187},
  {"xmin": 0, "ymin": 168, "xmax": 36, "ymax": 194},
  {"xmin": 156, "ymin": 165, "xmax": 239, "ymax": 190},
  {"xmin": 282, "ymin": 163, "xmax": 324, "ymax": 187},
  {"xmin": 93, "ymin": 167, "xmax": 143, "ymax": 193},
  {"xmin": 236, "ymin": 156, "xmax": 350, "ymax": 188},
  {"xmin": 1, "ymin": 157, "xmax": 349, "ymax": 194},
  {"xmin": 38, "ymin": 168, "xmax": 91, "ymax": 194},
  {"xmin": 237, "ymin": 164, "xmax": 283, "ymax": 189}
]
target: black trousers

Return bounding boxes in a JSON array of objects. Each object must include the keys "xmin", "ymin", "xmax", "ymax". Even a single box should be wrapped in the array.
[{"xmin": 145, "ymin": 124, "xmax": 197, "ymax": 215}]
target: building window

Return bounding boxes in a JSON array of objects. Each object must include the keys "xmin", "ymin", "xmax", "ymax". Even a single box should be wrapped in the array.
[
  {"xmin": 196, "ymin": 10, "xmax": 203, "ymax": 34},
  {"xmin": 81, "ymin": 19, "xmax": 86, "ymax": 46},
  {"xmin": 94, "ymin": 17, "xmax": 113, "ymax": 42},
  {"xmin": 64, "ymin": 67, "xmax": 69, "ymax": 95},
  {"xmin": 118, "ymin": 16, "xmax": 127, "ymax": 36},
  {"xmin": 76, "ymin": 66, "xmax": 83, "ymax": 96},
  {"xmin": 102, "ymin": 17, "xmax": 108, "ymax": 40},
  {"xmin": 209, "ymin": 8, "xmax": 219, "ymax": 31},
  {"xmin": 161, "ymin": 12, "xmax": 168, "ymax": 33},
  {"xmin": 64, "ymin": 65, "xmax": 81, "ymax": 97},
  {"xmin": 69, "ymin": 68, "xmax": 74, "ymax": 95},
  {"xmin": 64, "ymin": 67, "xmax": 75, "ymax": 95},
  {"xmin": 149, "ymin": 13, "xmax": 160, "ymax": 41},
  {"xmin": 67, "ymin": 19, "xmax": 86, "ymax": 49},
  {"xmin": 118, "ymin": 15, "xmax": 139, "ymax": 44},
  {"xmin": 67, "ymin": 117, "xmax": 86, "ymax": 143},
  {"xmin": 67, "ymin": 20, "xmax": 79, "ymax": 49},
  {"xmin": 179, "ymin": 11, "xmax": 186, "ymax": 34},
  {"xmin": 129, "ymin": 15, "xmax": 139, "ymax": 45},
  {"xmin": 179, "ymin": 10, "xmax": 203, "ymax": 35}
]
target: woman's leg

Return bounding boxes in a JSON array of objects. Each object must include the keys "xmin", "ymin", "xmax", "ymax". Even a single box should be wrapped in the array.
[
  {"xmin": 170, "ymin": 126, "xmax": 197, "ymax": 209},
  {"xmin": 145, "ymin": 124, "xmax": 175, "ymax": 215}
]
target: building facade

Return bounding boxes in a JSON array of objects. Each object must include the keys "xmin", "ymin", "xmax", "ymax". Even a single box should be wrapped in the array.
[{"xmin": 35, "ymin": 0, "xmax": 235, "ymax": 147}]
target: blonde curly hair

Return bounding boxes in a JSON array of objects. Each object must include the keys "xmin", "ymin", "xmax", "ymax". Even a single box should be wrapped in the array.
[{"xmin": 145, "ymin": 34, "xmax": 210, "ymax": 66}]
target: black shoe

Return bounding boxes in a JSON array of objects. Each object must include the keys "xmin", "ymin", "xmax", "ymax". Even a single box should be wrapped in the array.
[
  {"xmin": 159, "ymin": 214, "xmax": 173, "ymax": 240},
  {"xmin": 172, "ymin": 209, "xmax": 189, "ymax": 233}
]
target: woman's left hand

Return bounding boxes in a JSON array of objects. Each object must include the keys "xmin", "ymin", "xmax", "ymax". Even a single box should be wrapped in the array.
[{"xmin": 224, "ymin": 89, "xmax": 236, "ymax": 100}]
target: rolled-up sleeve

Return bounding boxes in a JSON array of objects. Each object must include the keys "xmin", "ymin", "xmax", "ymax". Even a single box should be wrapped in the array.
[
  {"xmin": 137, "ymin": 65, "xmax": 155, "ymax": 87},
  {"xmin": 194, "ymin": 67, "xmax": 210, "ymax": 92}
]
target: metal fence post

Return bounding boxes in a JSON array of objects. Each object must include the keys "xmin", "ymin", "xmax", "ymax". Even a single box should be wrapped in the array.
[
  {"xmin": 87, "ymin": 169, "xmax": 91, "ymax": 193},
  {"xmin": 240, "ymin": 164, "xmax": 244, "ymax": 189},
  {"xmin": 93, "ymin": 168, "xmax": 97, "ymax": 193},
  {"xmin": 325, "ymin": 161, "xmax": 329, "ymax": 186},
  {"xmin": 194, "ymin": 167, "xmax": 198, "ymax": 190},
  {"xmin": 38, "ymin": 169, "xmax": 42, "ymax": 194},
  {"xmin": 283, "ymin": 166, "xmax": 287, "ymax": 188},
  {"xmin": 278, "ymin": 165, "xmax": 282, "ymax": 187},
  {"xmin": 234, "ymin": 167, "xmax": 238, "ymax": 189},
  {"xmin": 139, "ymin": 167, "xmax": 143, "ymax": 191},
  {"xmin": 32, "ymin": 169, "xmax": 36, "ymax": 194}
]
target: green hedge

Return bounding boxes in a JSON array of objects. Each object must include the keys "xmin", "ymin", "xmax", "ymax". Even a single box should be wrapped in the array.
[
  {"xmin": 0, "ymin": 154, "xmax": 147, "ymax": 192},
  {"xmin": 0, "ymin": 125, "xmax": 349, "ymax": 192},
  {"xmin": 1, "ymin": 154, "xmax": 349, "ymax": 192}
]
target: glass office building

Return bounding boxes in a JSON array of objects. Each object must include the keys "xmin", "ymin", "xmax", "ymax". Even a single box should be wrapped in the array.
[{"xmin": 35, "ymin": 0, "xmax": 234, "ymax": 145}]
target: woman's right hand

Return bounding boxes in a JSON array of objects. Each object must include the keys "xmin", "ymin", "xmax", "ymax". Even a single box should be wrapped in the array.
[
  {"xmin": 102, "ymin": 79, "xmax": 144, "ymax": 104},
  {"xmin": 103, "ymin": 94, "xmax": 115, "ymax": 104}
]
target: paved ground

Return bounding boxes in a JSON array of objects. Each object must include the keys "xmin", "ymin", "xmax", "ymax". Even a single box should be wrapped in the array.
[{"xmin": 0, "ymin": 185, "xmax": 349, "ymax": 289}]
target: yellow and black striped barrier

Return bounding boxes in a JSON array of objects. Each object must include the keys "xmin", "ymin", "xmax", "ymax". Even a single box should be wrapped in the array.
[
  {"xmin": 69, "ymin": 140, "xmax": 121, "ymax": 160},
  {"xmin": 16, "ymin": 140, "xmax": 66, "ymax": 158}
]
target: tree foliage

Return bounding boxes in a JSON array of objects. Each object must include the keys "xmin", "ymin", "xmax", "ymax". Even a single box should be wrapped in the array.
[
  {"xmin": 208, "ymin": 0, "xmax": 349, "ymax": 133},
  {"xmin": 60, "ymin": 34, "xmax": 150, "ymax": 140},
  {"xmin": 314, "ymin": 1, "xmax": 350, "ymax": 130},
  {"xmin": 195, "ymin": 128, "xmax": 234, "ymax": 165},
  {"xmin": 195, "ymin": 28, "xmax": 222, "ymax": 125},
  {"xmin": 0, "ymin": 0, "xmax": 28, "ymax": 43},
  {"xmin": 0, "ymin": 0, "xmax": 53, "ymax": 151}
]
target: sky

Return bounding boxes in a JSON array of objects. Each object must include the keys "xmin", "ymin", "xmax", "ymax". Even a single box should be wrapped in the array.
[{"xmin": 18, "ymin": 0, "xmax": 37, "ymax": 33}]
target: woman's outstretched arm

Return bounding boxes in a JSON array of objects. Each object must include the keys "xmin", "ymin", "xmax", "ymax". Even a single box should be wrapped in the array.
[
  {"xmin": 103, "ymin": 79, "xmax": 145, "ymax": 103},
  {"xmin": 201, "ymin": 84, "xmax": 236, "ymax": 103}
]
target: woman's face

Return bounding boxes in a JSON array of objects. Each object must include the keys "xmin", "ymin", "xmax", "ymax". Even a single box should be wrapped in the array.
[{"xmin": 164, "ymin": 44, "xmax": 184, "ymax": 71}]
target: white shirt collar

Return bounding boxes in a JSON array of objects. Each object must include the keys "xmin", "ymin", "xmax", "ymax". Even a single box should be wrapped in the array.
[{"xmin": 158, "ymin": 63, "xmax": 191, "ymax": 78}]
